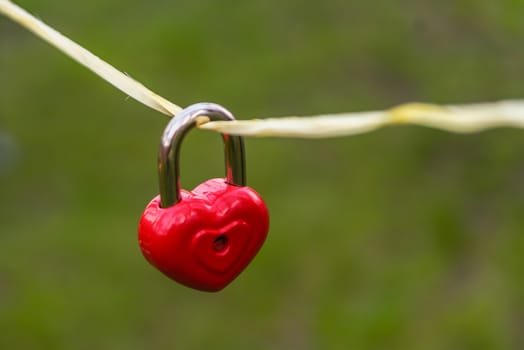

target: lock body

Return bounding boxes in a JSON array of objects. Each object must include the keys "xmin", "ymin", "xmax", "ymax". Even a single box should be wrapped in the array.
[{"xmin": 139, "ymin": 178, "xmax": 269, "ymax": 291}]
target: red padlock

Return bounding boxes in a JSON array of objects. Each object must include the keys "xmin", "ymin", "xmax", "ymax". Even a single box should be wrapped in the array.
[{"xmin": 138, "ymin": 103, "xmax": 269, "ymax": 292}]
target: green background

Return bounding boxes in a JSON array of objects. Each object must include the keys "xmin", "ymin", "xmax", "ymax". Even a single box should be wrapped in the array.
[{"xmin": 1, "ymin": 0, "xmax": 524, "ymax": 349}]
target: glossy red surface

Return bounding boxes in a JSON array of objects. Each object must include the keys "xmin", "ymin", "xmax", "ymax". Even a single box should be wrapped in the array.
[{"xmin": 138, "ymin": 178, "xmax": 269, "ymax": 292}]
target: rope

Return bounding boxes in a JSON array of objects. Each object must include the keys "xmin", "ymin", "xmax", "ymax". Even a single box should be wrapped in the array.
[
  {"xmin": 0, "ymin": 0, "xmax": 182, "ymax": 116},
  {"xmin": 200, "ymin": 101, "xmax": 524, "ymax": 138},
  {"xmin": 2, "ymin": 0, "xmax": 524, "ymax": 139}
]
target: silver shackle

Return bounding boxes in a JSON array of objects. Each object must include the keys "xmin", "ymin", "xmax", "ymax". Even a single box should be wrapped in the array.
[{"xmin": 158, "ymin": 103, "xmax": 246, "ymax": 208}]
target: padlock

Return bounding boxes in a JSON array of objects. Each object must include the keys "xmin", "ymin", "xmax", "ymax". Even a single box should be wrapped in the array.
[{"xmin": 138, "ymin": 102, "xmax": 269, "ymax": 292}]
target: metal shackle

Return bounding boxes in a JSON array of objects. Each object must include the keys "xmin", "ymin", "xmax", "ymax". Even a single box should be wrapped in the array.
[{"xmin": 158, "ymin": 103, "xmax": 246, "ymax": 208}]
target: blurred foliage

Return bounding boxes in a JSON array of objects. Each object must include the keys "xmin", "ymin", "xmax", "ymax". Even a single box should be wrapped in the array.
[{"xmin": 1, "ymin": 0, "xmax": 524, "ymax": 349}]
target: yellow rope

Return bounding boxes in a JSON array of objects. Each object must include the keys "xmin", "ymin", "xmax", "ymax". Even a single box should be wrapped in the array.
[
  {"xmin": 200, "ymin": 101, "xmax": 524, "ymax": 138},
  {"xmin": 2, "ymin": 0, "xmax": 524, "ymax": 138},
  {"xmin": 0, "ymin": 0, "xmax": 182, "ymax": 116}
]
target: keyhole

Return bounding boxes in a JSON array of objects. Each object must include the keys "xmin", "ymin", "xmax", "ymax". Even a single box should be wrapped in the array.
[{"xmin": 213, "ymin": 235, "xmax": 228, "ymax": 252}]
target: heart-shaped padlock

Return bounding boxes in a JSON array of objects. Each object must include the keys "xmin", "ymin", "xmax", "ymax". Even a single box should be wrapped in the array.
[{"xmin": 138, "ymin": 103, "xmax": 269, "ymax": 292}]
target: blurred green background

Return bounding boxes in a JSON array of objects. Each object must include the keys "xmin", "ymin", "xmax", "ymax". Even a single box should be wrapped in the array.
[{"xmin": 1, "ymin": 0, "xmax": 524, "ymax": 349}]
